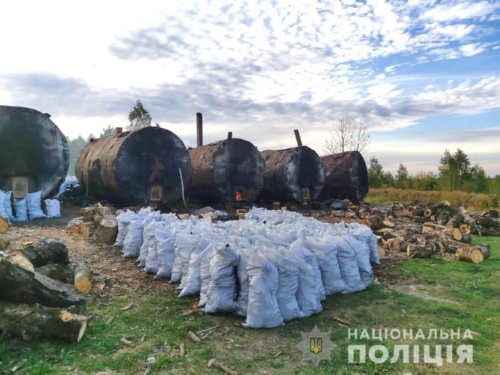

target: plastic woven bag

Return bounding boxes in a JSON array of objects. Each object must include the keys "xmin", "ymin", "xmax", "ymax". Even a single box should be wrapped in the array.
[
  {"xmin": 27, "ymin": 191, "xmax": 46, "ymax": 220},
  {"xmin": 243, "ymin": 251, "xmax": 284, "ymax": 328},
  {"xmin": 114, "ymin": 210, "xmax": 136, "ymax": 247},
  {"xmin": 44, "ymin": 199, "xmax": 61, "ymax": 218},
  {"xmin": 204, "ymin": 244, "xmax": 239, "ymax": 314},
  {"xmin": 13, "ymin": 198, "xmax": 28, "ymax": 222}
]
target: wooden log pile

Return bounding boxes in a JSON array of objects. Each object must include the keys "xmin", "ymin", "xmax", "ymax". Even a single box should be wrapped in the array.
[
  {"xmin": 317, "ymin": 200, "xmax": 496, "ymax": 264},
  {"xmin": 0, "ymin": 227, "xmax": 89, "ymax": 343},
  {"xmin": 67, "ymin": 203, "xmax": 118, "ymax": 245}
]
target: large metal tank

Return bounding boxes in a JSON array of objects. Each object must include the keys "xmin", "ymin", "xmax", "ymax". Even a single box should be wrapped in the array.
[
  {"xmin": 0, "ymin": 105, "xmax": 69, "ymax": 198},
  {"xmin": 320, "ymin": 151, "xmax": 369, "ymax": 203},
  {"xmin": 76, "ymin": 127, "xmax": 192, "ymax": 205},
  {"xmin": 261, "ymin": 146, "xmax": 325, "ymax": 203},
  {"xmin": 189, "ymin": 138, "xmax": 265, "ymax": 204}
]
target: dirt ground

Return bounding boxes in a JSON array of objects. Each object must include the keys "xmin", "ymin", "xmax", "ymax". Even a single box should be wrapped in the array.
[
  {"xmin": 6, "ymin": 203, "xmax": 178, "ymax": 304},
  {"xmin": 5, "ymin": 201, "xmax": 404, "ymax": 305}
]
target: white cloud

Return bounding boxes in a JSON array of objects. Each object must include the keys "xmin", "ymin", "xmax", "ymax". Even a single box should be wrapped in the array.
[
  {"xmin": 420, "ymin": 1, "xmax": 499, "ymax": 22},
  {"xmin": 0, "ymin": 0, "xmax": 499, "ymax": 173}
]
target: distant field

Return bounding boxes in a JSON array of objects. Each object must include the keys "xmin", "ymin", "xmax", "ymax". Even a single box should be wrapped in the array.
[{"xmin": 366, "ymin": 188, "xmax": 499, "ymax": 210}]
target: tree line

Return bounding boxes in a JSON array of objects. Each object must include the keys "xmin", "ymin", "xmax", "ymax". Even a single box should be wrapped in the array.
[{"xmin": 368, "ymin": 148, "xmax": 500, "ymax": 195}]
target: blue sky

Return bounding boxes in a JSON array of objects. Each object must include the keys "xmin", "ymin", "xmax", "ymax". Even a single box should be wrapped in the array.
[{"xmin": 0, "ymin": 0, "xmax": 499, "ymax": 174}]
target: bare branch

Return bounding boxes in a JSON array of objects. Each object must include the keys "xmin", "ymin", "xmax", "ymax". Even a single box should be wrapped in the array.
[{"xmin": 324, "ymin": 118, "xmax": 370, "ymax": 154}]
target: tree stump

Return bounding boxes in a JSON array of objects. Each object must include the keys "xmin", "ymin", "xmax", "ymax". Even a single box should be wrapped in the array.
[
  {"xmin": 0, "ymin": 303, "xmax": 87, "ymax": 343},
  {"xmin": 95, "ymin": 217, "xmax": 118, "ymax": 244}
]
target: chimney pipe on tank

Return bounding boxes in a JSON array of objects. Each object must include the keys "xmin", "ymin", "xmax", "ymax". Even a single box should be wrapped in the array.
[
  {"xmin": 294, "ymin": 129, "xmax": 303, "ymax": 147},
  {"xmin": 196, "ymin": 112, "xmax": 203, "ymax": 146}
]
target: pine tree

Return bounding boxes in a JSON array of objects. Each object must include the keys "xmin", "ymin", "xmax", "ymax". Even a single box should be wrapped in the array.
[{"xmin": 127, "ymin": 100, "xmax": 152, "ymax": 131}]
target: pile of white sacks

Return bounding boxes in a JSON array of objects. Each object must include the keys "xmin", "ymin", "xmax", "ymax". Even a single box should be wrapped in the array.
[
  {"xmin": 114, "ymin": 207, "xmax": 379, "ymax": 328},
  {"xmin": 0, "ymin": 190, "xmax": 61, "ymax": 222}
]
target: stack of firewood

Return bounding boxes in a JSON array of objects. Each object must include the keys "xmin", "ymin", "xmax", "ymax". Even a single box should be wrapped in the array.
[
  {"xmin": 0, "ymin": 228, "xmax": 89, "ymax": 343},
  {"xmin": 317, "ymin": 200, "xmax": 495, "ymax": 264},
  {"xmin": 365, "ymin": 201, "xmax": 493, "ymax": 263},
  {"xmin": 67, "ymin": 203, "xmax": 118, "ymax": 245}
]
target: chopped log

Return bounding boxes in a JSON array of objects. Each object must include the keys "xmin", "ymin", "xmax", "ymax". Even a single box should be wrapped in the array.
[
  {"xmin": 459, "ymin": 223, "xmax": 471, "ymax": 235},
  {"xmin": 37, "ymin": 263, "xmax": 74, "ymax": 284},
  {"xmin": 424, "ymin": 209, "xmax": 432, "ymax": 218},
  {"xmin": 0, "ymin": 216, "xmax": 8, "ymax": 234},
  {"xmin": 485, "ymin": 209, "xmax": 499, "ymax": 218},
  {"xmin": 81, "ymin": 207, "xmax": 95, "ymax": 222},
  {"xmin": 21, "ymin": 238, "xmax": 69, "ymax": 267},
  {"xmin": 476, "ymin": 244, "xmax": 490, "ymax": 259},
  {"xmin": 368, "ymin": 215, "xmax": 384, "ymax": 230},
  {"xmin": 0, "ymin": 258, "xmax": 86, "ymax": 307},
  {"xmin": 95, "ymin": 217, "xmax": 118, "ymax": 244},
  {"xmin": 0, "ymin": 303, "xmax": 87, "ymax": 343},
  {"xmin": 67, "ymin": 218, "xmax": 93, "ymax": 240},
  {"xmin": 0, "ymin": 234, "xmax": 9, "ymax": 250},
  {"xmin": 422, "ymin": 223, "xmax": 446, "ymax": 234},
  {"xmin": 74, "ymin": 263, "xmax": 92, "ymax": 294},
  {"xmin": 376, "ymin": 228, "xmax": 396, "ymax": 240},
  {"xmin": 455, "ymin": 247, "xmax": 484, "ymax": 264},
  {"xmin": 460, "ymin": 233, "xmax": 471, "ymax": 244},
  {"xmin": 383, "ymin": 219, "xmax": 395, "ymax": 228},
  {"xmin": 93, "ymin": 213, "xmax": 103, "ymax": 225},
  {"xmin": 393, "ymin": 209, "xmax": 411, "ymax": 218},
  {"xmin": 377, "ymin": 245, "xmax": 386, "ymax": 260},
  {"xmin": 476, "ymin": 216, "xmax": 500, "ymax": 230},
  {"xmin": 386, "ymin": 237, "xmax": 406, "ymax": 252},
  {"xmin": 8, "ymin": 253, "xmax": 34, "ymax": 272},
  {"xmin": 452, "ymin": 228, "xmax": 463, "ymax": 241},
  {"xmin": 413, "ymin": 207, "xmax": 426, "ymax": 217},
  {"xmin": 406, "ymin": 244, "xmax": 435, "ymax": 258}
]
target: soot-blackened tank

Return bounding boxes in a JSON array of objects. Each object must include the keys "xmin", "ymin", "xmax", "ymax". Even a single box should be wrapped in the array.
[
  {"xmin": 76, "ymin": 127, "xmax": 192, "ymax": 205},
  {"xmin": 320, "ymin": 151, "xmax": 369, "ymax": 203},
  {"xmin": 261, "ymin": 146, "xmax": 325, "ymax": 203},
  {"xmin": 188, "ymin": 138, "xmax": 264, "ymax": 203},
  {"xmin": 0, "ymin": 105, "xmax": 69, "ymax": 198}
]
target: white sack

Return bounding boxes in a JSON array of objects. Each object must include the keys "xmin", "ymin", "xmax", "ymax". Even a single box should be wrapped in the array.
[
  {"xmin": 122, "ymin": 218, "xmax": 144, "ymax": 258},
  {"xmin": 44, "ymin": 199, "xmax": 61, "ymax": 218},
  {"xmin": 198, "ymin": 245, "xmax": 216, "ymax": 307},
  {"xmin": 204, "ymin": 244, "xmax": 239, "ymax": 314},
  {"xmin": 304, "ymin": 236, "xmax": 347, "ymax": 295},
  {"xmin": 243, "ymin": 251, "xmax": 284, "ymax": 328},
  {"xmin": 27, "ymin": 191, "xmax": 46, "ymax": 220},
  {"xmin": 289, "ymin": 239, "xmax": 323, "ymax": 317},
  {"xmin": 114, "ymin": 210, "xmax": 136, "ymax": 247},
  {"xmin": 13, "ymin": 198, "xmax": 28, "ymax": 222}
]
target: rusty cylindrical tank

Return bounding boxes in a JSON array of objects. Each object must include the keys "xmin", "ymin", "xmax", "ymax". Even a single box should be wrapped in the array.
[
  {"xmin": 76, "ymin": 127, "xmax": 192, "ymax": 205},
  {"xmin": 261, "ymin": 146, "xmax": 325, "ymax": 203},
  {"xmin": 0, "ymin": 105, "xmax": 69, "ymax": 198},
  {"xmin": 320, "ymin": 151, "xmax": 369, "ymax": 203},
  {"xmin": 188, "ymin": 138, "xmax": 264, "ymax": 203}
]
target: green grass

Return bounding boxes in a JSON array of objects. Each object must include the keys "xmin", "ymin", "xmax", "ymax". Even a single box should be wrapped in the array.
[{"xmin": 1, "ymin": 238, "xmax": 499, "ymax": 374}]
